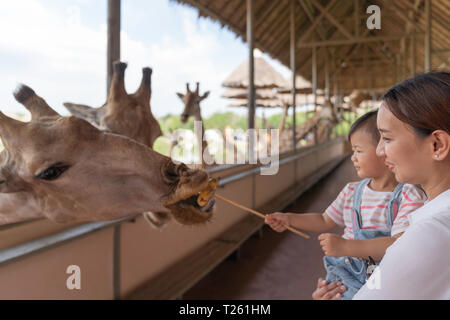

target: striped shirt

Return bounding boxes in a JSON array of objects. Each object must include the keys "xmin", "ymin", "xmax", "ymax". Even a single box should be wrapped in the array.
[{"xmin": 325, "ymin": 182, "xmax": 427, "ymax": 239}]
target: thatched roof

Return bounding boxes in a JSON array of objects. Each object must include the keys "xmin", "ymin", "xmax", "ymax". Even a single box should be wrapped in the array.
[
  {"xmin": 227, "ymin": 98, "xmax": 283, "ymax": 108},
  {"xmin": 222, "ymin": 57, "xmax": 289, "ymax": 89},
  {"xmin": 277, "ymin": 75, "xmax": 312, "ymax": 93},
  {"xmin": 174, "ymin": 0, "xmax": 450, "ymax": 95},
  {"xmin": 221, "ymin": 87, "xmax": 278, "ymax": 100}
]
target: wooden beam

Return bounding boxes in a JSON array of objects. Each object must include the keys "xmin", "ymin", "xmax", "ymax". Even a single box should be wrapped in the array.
[
  {"xmin": 298, "ymin": 0, "xmax": 326, "ymax": 41},
  {"xmin": 367, "ymin": 43, "xmax": 391, "ymax": 64},
  {"xmin": 354, "ymin": 0, "xmax": 359, "ymax": 37},
  {"xmin": 255, "ymin": 1, "xmax": 290, "ymax": 44},
  {"xmin": 325, "ymin": 57, "xmax": 330, "ymax": 100},
  {"xmin": 297, "ymin": 34, "xmax": 421, "ymax": 48},
  {"xmin": 107, "ymin": 0, "xmax": 121, "ymax": 300},
  {"xmin": 298, "ymin": 0, "xmax": 333, "ymax": 61},
  {"xmin": 424, "ymin": 0, "xmax": 432, "ymax": 72},
  {"xmin": 411, "ymin": 32, "xmax": 416, "ymax": 76},
  {"xmin": 434, "ymin": 51, "xmax": 450, "ymax": 66},
  {"xmin": 309, "ymin": 0, "xmax": 354, "ymax": 40},
  {"xmin": 181, "ymin": 0, "xmax": 271, "ymax": 55},
  {"xmin": 247, "ymin": 0, "xmax": 255, "ymax": 132},
  {"xmin": 312, "ymin": 46, "xmax": 318, "ymax": 144},
  {"xmin": 255, "ymin": 0, "xmax": 282, "ymax": 30},
  {"xmin": 386, "ymin": 2, "xmax": 424, "ymax": 33},
  {"xmin": 262, "ymin": 3, "xmax": 293, "ymax": 52},
  {"xmin": 290, "ymin": 0, "xmax": 296, "ymax": 150},
  {"xmin": 295, "ymin": 3, "xmax": 354, "ymax": 74},
  {"xmin": 297, "ymin": 0, "xmax": 339, "ymax": 46}
]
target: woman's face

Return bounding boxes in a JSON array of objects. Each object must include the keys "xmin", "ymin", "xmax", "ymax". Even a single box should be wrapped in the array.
[{"xmin": 376, "ymin": 103, "xmax": 432, "ymax": 184}]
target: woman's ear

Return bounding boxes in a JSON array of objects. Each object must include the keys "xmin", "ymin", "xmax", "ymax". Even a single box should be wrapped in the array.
[{"xmin": 431, "ymin": 130, "xmax": 450, "ymax": 161}]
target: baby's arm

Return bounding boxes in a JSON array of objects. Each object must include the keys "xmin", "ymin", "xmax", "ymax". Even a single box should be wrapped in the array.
[
  {"xmin": 265, "ymin": 212, "xmax": 337, "ymax": 233},
  {"xmin": 319, "ymin": 233, "xmax": 403, "ymax": 261}
]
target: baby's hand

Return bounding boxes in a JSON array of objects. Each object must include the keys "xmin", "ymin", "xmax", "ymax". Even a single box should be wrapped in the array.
[
  {"xmin": 265, "ymin": 212, "xmax": 290, "ymax": 233},
  {"xmin": 318, "ymin": 233, "xmax": 347, "ymax": 257}
]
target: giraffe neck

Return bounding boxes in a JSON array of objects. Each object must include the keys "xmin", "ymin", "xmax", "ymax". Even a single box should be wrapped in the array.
[{"xmin": 193, "ymin": 108, "xmax": 209, "ymax": 166}]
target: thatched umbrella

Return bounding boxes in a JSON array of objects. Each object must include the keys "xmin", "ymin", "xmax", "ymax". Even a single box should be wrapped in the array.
[
  {"xmin": 222, "ymin": 57, "xmax": 290, "ymax": 129},
  {"xmin": 221, "ymin": 88, "xmax": 278, "ymax": 100},
  {"xmin": 277, "ymin": 75, "xmax": 313, "ymax": 94},
  {"xmin": 222, "ymin": 57, "xmax": 289, "ymax": 89}
]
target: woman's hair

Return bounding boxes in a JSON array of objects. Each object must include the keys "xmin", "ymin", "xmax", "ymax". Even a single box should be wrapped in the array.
[
  {"xmin": 382, "ymin": 72, "xmax": 450, "ymax": 137},
  {"xmin": 348, "ymin": 110, "xmax": 379, "ymax": 145}
]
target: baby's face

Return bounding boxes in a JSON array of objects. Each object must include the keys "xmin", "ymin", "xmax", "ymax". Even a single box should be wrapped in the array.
[{"xmin": 350, "ymin": 130, "xmax": 390, "ymax": 179}]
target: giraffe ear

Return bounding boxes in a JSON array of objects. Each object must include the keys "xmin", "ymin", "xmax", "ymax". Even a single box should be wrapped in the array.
[
  {"xmin": 176, "ymin": 92, "xmax": 184, "ymax": 100},
  {"xmin": 199, "ymin": 91, "xmax": 210, "ymax": 101}
]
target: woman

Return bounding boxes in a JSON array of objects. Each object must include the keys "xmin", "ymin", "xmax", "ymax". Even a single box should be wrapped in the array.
[{"xmin": 313, "ymin": 72, "xmax": 450, "ymax": 299}]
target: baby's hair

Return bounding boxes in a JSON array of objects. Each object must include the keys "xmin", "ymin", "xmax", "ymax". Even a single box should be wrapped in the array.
[{"xmin": 348, "ymin": 110, "xmax": 380, "ymax": 145}]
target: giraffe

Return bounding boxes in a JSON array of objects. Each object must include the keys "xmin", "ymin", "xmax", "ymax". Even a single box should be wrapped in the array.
[
  {"xmin": 63, "ymin": 62, "xmax": 162, "ymax": 148},
  {"xmin": 63, "ymin": 62, "xmax": 177, "ymax": 228},
  {"xmin": 176, "ymin": 82, "xmax": 212, "ymax": 167},
  {"xmin": 0, "ymin": 84, "xmax": 216, "ymax": 226}
]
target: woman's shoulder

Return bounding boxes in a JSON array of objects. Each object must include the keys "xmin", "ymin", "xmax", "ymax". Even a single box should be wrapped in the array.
[{"xmin": 408, "ymin": 189, "xmax": 450, "ymax": 226}]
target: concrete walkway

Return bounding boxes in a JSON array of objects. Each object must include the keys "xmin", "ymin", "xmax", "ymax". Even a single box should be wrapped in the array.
[{"xmin": 184, "ymin": 156, "xmax": 358, "ymax": 300}]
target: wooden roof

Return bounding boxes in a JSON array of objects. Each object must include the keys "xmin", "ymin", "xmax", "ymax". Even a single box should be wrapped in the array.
[{"xmin": 174, "ymin": 0, "xmax": 450, "ymax": 95}]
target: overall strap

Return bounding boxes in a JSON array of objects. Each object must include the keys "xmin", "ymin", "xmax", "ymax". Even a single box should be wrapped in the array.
[
  {"xmin": 351, "ymin": 179, "xmax": 371, "ymax": 232},
  {"xmin": 388, "ymin": 183, "xmax": 405, "ymax": 227}
]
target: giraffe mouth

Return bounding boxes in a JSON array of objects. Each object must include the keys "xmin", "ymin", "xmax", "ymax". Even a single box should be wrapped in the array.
[
  {"xmin": 166, "ymin": 178, "xmax": 217, "ymax": 225},
  {"xmin": 181, "ymin": 114, "xmax": 189, "ymax": 123},
  {"xmin": 171, "ymin": 178, "xmax": 217, "ymax": 213}
]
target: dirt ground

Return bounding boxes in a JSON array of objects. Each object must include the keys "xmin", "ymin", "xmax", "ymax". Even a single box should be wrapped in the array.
[{"xmin": 184, "ymin": 157, "xmax": 358, "ymax": 300}]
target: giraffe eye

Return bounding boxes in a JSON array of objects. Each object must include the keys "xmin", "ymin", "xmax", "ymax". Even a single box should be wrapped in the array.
[{"xmin": 36, "ymin": 164, "xmax": 70, "ymax": 181}]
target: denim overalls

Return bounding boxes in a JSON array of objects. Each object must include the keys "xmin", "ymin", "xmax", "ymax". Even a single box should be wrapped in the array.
[{"xmin": 323, "ymin": 179, "xmax": 404, "ymax": 300}]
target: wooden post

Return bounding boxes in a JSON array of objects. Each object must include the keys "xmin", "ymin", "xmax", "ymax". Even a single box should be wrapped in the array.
[
  {"xmin": 107, "ymin": 0, "xmax": 121, "ymax": 97},
  {"xmin": 247, "ymin": 0, "xmax": 256, "ymax": 168},
  {"xmin": 247, "ymin": 0, "xmax": 255, "ymax": 131},
  {"xmin": 411, "ymin": 30, "xmax": 416, "ymax": 76},
  {"xmin": 424, "ymin": 0, "xmax": 432, "ymax": 72},
  {"xmin": 401, "ymin": 37, "xmax": 407, "ymax": 79},
  {"xmin": 290, "ymin": 0, "xmax": 296, "ymax": 150},
  {"xmin": 325, "ymin": 57, "xmax": 330, "ymax": 100},
  {"xmin": 107, "ymin": 0, "xmax": 121, "ymax": 300},
  {"xmin": 354, "ymin": 0, "xmax": 359, "ymax": 37},
  {"xmin": 312, "ymin": 46, "xmax": 318, "ymax": 144}
]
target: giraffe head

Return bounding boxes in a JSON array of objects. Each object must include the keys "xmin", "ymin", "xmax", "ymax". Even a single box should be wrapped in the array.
[
  {"xmin": 0, "ymin": 84, "xmax": 215, "ymax": 225},
  {"xmin": 176, "ymin": 82, "xmax": 210, "ymax": 123}
]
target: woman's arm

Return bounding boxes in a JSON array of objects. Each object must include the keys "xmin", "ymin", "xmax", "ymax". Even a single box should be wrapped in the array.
[{"xmin": 354, "ymin": 218, "xmax": 449, "ymax": 299}]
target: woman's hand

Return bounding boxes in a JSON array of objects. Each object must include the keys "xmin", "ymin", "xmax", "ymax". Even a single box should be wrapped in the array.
[
  {"xmin": 265, "ymin": 212, "xmax": 290, "ymax": 232},
  {"xmin": 318, "ymin": 233, "xmax": 348, "ymax": 257},
  {"xmin": 312, "ymin": 278, "xmax": 347, "ymax": 300}
]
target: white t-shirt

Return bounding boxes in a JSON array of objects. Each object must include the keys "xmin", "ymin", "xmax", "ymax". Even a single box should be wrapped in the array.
[{"xmin": 353, "ymin": 189, "xmax": 450, "ymax": 300}]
